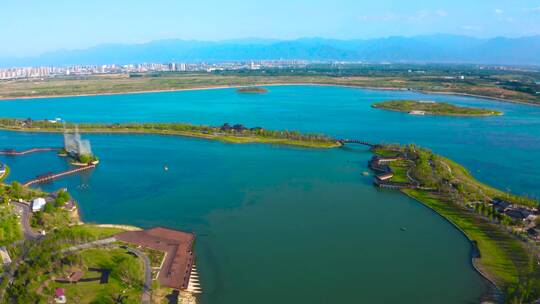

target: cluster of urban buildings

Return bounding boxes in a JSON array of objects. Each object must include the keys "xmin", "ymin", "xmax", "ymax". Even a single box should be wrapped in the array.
[{"xmin": 0, "ymin": 60, "xmax": 308, "ymax": 80}]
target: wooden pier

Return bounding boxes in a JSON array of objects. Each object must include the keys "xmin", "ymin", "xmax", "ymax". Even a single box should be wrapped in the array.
[
  {"xmin": 23, "ymin": 164, "xmax": 96, "ymax": 187},
  {"xmin": 0, "ymin": 147, "xmax": 60, "ymax": 156}
]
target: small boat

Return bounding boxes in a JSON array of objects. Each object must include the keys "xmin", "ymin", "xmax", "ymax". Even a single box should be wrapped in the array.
[
  {"xmin": 164, "ymin": 166, "xmax": 169, "ymax": 171},
  {"xmin": 362, "ymin": 171, "xmax": 370, "ymax": 176},
  {"xmin": 400, "ymin": 227, "xmax": 407, "ymax": 231}
]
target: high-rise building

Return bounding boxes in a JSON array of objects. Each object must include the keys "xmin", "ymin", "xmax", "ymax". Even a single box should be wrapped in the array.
[{"xmin": 177, "ymin": 63, "xmax": 186, "ymax": 71}]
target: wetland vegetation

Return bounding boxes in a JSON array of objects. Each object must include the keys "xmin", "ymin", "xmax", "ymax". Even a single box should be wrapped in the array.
[{"xmin": 372, "ymin": 100, "xmax": 503, "ymax": 116}]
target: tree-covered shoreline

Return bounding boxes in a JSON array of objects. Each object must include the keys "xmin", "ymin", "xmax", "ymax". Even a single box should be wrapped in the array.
[{"xmin": 0, "ymin": 118, "xmax": 341, "ymax": 149}]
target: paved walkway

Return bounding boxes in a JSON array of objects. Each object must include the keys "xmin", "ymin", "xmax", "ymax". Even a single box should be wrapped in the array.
[
  {"xmin": 123, "ymin": 246, "xmax": 152, "ymax": 304},
  {"xmin": 62, "ymin": 237, "xmax": 117, "ymax": 253}
]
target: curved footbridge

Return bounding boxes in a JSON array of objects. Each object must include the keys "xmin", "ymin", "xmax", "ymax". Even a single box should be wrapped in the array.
[{"xmin": 337, "ymin": 139, "xmax": 374, "ymax": 147}]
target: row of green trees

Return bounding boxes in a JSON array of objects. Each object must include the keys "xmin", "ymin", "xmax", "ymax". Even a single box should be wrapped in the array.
[
  {"xmin": 80, "ymin": 122, "xmax": 335, "ymax": 142},
  {"xmin": 40, "ymin": 190, "xmax": 71, "ymax": 215},
  {"xmin": 0, "ymin": 118, "xmax": 336, "ymax": 143},
  {"xmin": 473, "ymin": 202, "xmax": 514, "ymax": 226}
]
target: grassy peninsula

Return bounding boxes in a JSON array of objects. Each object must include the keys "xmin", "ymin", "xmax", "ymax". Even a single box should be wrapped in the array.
[
  {"xmin": 372, "ymin": 100, "xmax": 503, "ymax": 116},
  {"xmin": 371, "ymin": 144, "xmax": 540, "ymax": 302},
  {"xmin": 0, "ymin": 118, "xmax": 341, "ymax": 148}
]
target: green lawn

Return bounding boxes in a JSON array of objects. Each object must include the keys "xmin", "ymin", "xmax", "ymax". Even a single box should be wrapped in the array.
[
  {"xmin": 51, "ymin": 248, "xmax": 143, "ymax": 304},
  {"xmin": 403, "ymin": 189, "xmax": 531, "ymax": 288},
  {"xmin": 388, "ymin": 160, "xmax": 410, "ymax": 183},
  {"xmin": 371, "ymin": 146, "xmax": 401, "ymax": 158},
  {"xmin": 51, "ymin": 225, "xmax": 127, "ymax": 249},
  {"xmin": 0, "ymin": 205, "xmax": 22, "ymax": 246},
  {"xmin": 64, "ymin": 225, "xmax": 126, "ymax": 239}
]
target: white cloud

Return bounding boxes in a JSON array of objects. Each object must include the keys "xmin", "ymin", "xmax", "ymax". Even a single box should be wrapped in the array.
[
  {"xmin": 358, "ymin": 10, "xmax": 447, "ymax": 23},
  {"xmin": 358, "ymin": 14, "xmax": 397, "ymax": 22},
  {"xmin": 436, "ymin": 10, "xmax": 448, "ymax": 17},
  {"xmin": 493, "ymin": 8, "xmax": 515, "ymax": 23},
  {"xmin": 407, "ymin": 10, "xmax": 430, "ymax": 22},
  {"xmin": 524, "ymin": 7, "xmax": 540, "ymax": 13},
  {"xmin": 461, "ymin": 25, "xmax": 483, "ymax": 32}
]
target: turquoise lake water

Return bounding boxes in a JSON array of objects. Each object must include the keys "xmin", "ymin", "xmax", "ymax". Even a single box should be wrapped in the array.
[{"xmin": 1, "ymin": 85, "xmax": 540, "ymax": 303}]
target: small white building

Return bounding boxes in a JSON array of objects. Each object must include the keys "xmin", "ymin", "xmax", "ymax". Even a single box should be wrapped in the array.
[{"xmin": 32, "ymin": 198, "xmax": 47, "ymax": 212}]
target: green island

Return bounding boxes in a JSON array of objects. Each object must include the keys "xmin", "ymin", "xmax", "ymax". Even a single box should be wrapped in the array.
[
  {"xmin": 372, "ymin": 100, "xmax": 503, "ymax": 116},
  {"xmin": 0, "ymin": 118, "xmax": 341, "ymax": 149},
  {"xmin": 369, "ymin": 144, "xmax": 540, "ymax": 302},
  {"xmin": 236, "ymin": 87, "xmax": 268, "ymax": 94},
  {"xmin": 58, "ymin": 148, "xmax": 99, "ymax": 166}
]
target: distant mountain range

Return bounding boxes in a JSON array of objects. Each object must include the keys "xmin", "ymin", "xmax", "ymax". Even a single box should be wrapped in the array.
[{"xmin": 2, "ymin": 35, "xmax": 540, "ymax": 67}]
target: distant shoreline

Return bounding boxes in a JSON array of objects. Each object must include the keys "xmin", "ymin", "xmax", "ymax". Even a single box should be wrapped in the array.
[{"xmin": 1, "ymin": 82, "xmax": 538, "ymax": 107}]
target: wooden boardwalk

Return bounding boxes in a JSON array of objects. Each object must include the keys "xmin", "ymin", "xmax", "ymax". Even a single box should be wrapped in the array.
[
  {"xmin": 0, "ymin": 147, "xmax": 60, "ymax": 156},
  {"xmin": 23, "ymin": 164, "xmax": 96, "ymax": 187}
]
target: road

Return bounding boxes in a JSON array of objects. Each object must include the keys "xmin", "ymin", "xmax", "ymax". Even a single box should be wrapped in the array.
[
  {"xmin": 10, "ymin": 201, "xmax": 41, "ymax": 240},
  {"xmin": 123, "ymin": 246, "xmax": 152, "ymax": 304}
]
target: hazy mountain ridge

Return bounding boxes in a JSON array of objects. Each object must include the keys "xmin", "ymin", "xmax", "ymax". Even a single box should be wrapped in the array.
[{"xmin": 2, "ymin": 35, "xmax": 540, "ymax": 67}]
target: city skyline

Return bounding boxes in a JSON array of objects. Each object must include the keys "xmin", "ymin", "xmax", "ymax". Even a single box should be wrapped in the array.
[{"xmin": 2, "ymin": 0, "xmax": 540, "ymax": 57}]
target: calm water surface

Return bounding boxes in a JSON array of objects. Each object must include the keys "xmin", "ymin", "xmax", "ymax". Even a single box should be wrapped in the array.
[
  {"xmin": 2, "ymin": 85, "xmax": 539, "ymax": 197},
  {"xmin": 2, "ymin": 85, "xmax": 539, "ymax": 303}
]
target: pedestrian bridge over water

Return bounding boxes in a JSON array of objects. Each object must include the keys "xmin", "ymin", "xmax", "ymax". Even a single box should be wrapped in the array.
[{"xmin": 337, "ymin": 139, "xmax": 374, "ymax": 146}]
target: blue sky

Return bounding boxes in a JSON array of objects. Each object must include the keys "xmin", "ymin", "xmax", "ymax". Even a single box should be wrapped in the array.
[{"xmin": 2, "ymin": 0, "xmax": 540, "ymax": 56}]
